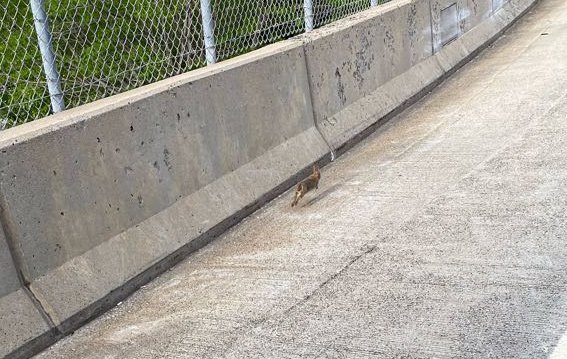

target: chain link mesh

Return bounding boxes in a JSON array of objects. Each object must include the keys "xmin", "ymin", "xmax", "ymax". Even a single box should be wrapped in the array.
[
  {"xmin": 212, "ymin": 0, "xmax": 304, "ymax": 61},
  {"xmin": 1, "ymin": 0, "xmax": 392, "ymax": 129},
  {"xmin": 314, "ymin": 0, "xmax": 371, "ymax": 28},
  {"xmin": 46, "ymin": 0, "xmax": 206, "ymax": 114}
]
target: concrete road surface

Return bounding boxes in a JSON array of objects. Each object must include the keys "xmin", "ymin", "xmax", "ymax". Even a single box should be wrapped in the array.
[{"xmin": 37, "ymin": 0, "xmax": 567, "ymax": 357}]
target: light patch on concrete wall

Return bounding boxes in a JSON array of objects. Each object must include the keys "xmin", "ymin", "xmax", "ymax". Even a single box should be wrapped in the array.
[
  {"xmin": 493, "ymin": 0, "xmax": 507, "ymax": 12},
  {"xmin": 464, "ymin": 0, "xmax": 493, "ymax": 32},
  {"xmin": 441, "ymin": 3, "xmax": 460, "ymax": 45},
  {"xmin": 430, "ymin": 0, "xmax": 466, "ymax": 52},
  {"xmin": 550, "ymin": 329, "xmax": 567, "ymax": 359}
]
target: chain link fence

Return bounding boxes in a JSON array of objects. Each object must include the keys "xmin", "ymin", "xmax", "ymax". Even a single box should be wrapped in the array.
[
  {"xmin": 314, "ymin": 0, "xmax": 371, "ymax": 28},
  {"xmin": 1, "ymin": 0, "xmax": 390, "ymax": 130}
]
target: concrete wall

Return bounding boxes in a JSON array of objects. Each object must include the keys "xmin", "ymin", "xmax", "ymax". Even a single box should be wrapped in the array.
[
  {"xmin": 0, "ymin": 0, "xmax": 537, "ymax": 356},
  {"xmin": 0, "ymin": 40, "xmax": 330, "ymax": 357},
  {"xmin": 302, "ymin": 0, "xmax": 535, "ymax": 150},
  {"xmin": 302, "ymin": 0, "xmax": 434, "ymax": 147}
]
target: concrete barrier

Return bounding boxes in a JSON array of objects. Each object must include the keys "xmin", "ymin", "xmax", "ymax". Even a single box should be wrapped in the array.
[
  {"xmin": 0, "ymin": 40, "xmax": 329, "ymax": 356},
  {"xmin": 301, "ymin": 0, "xmax": 536, "ymax": 150},
  {"xmin": 431, "ymin": 0, "xmax": 535, "ymax": 71},
  {"xmin": 301, "ymin": 0, "xmax": 434, "ymax": 148},
  {"xmin": 0, "ymin": 0, "xmax": 537, "ymax": 356},
  {"xmin": 0, "ymin": 228, "xmax": 51, "ymax": 358}
]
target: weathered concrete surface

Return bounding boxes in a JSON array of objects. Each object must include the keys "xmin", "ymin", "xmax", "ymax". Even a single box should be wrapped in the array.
[
  {"xmin": 0, "ymin": 39, "xmax": 327, "ymax": 350},
  {"xmin": 0, "ymin": 228, "xmax": 19, "ymax": 301},
  {"xmin": 0, "ymin": 229, "xmax": 50, "ymax": 358},
  {"xmin": 37, "ymin": 0, "xmax": 567, "ymax": 357},
  {"xmin": 304, "ymin": 0, "xmax": 535, "ymax": 150},
  {"xmin": 302, "ymin": 0, "xmax": 433, "ymax": 147}
]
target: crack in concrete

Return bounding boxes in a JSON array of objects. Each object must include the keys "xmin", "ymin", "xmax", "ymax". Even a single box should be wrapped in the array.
[{"xmin": 281, "ymin": 244, "xmax": 378, "ymax": 318}]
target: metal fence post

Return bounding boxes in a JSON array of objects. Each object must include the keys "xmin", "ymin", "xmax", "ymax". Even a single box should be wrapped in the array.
[
  {"xmin": 304, "ymin": 0, "xmax": 314, "ymax": 32},
  {"xmin": 30, "ymin": 0, "xmax": 65, "ymax": 113},
  {"xmin": 371, "ymin": 0, "xmax": 378, "ymax": 6},
  {"xmin": 200, "ymin": 0, "xmax": 217, "ymax": 65}
]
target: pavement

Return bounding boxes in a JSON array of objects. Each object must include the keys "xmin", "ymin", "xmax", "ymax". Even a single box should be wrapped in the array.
[{"xmin": 36, "ymin": 0, "xmax": 567, "ymax": 357}]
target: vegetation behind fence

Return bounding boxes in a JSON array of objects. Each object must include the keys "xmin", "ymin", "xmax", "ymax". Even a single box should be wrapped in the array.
[{"xmin": 0, "ymin": 0, "xmax": 389, "ymax": 129}]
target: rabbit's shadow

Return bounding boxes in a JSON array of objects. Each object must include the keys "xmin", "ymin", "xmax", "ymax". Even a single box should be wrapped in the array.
[{"xmin": 301, "ymin": 182, "xmax": 342, "ymax": 208}]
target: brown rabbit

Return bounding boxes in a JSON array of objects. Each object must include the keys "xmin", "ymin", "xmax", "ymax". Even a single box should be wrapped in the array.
[{"xmin": 291, "ymin": 165, "xmax": 321, "ymax": 207}]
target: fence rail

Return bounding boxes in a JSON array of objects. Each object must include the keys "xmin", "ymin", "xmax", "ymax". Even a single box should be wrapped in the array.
[{"xmin": 0, "ymin": 0, "xmax": 390, "ymax": 129}]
